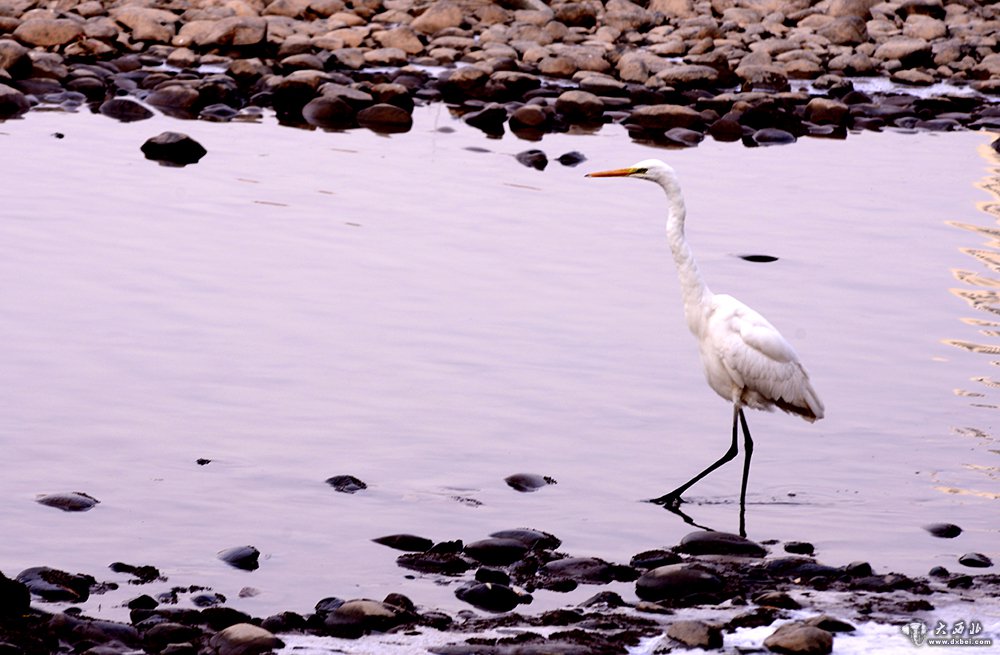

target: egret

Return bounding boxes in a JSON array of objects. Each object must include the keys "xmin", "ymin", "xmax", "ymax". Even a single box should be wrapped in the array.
[{"xmin": 586, "ymin": 159, "xmax": 823, "ymax": 521}]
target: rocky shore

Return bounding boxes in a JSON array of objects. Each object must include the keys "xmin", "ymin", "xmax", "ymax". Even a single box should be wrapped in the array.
[{"xmin": 1, "ymin": 0, "xmax": 999, "ymax": 147}]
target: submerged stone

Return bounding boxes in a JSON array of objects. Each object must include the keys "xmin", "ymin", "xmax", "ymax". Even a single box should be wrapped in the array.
[
  {"xmin": 217, "ymin": 546, "xmax": 260, "ymax": 571},
  {"xmin": 36, "ymin": 491, "xmax": 100, "ymax": 512}
]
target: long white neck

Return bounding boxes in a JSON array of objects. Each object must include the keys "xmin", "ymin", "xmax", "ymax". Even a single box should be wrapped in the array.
[{"xmin": 658, "ymin": 172, "xmax": 711, "ymax": 333}]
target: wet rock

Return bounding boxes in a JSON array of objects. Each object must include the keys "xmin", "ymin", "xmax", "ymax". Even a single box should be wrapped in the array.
[
  {"xmin": 727, "ymin": 607, "xmax": 779, "ymax": 630},
  {"xmin": 803, "ymin": 615, "xmax": 856, "ymax": 633},
  {"xmin": 754, "ymin": 591, "xmax": 801, "ymax": 609},
  {"xmin": 13, "ymin": 19, "xmax": 84, "ymax": 48},
  {"xmin": 454, "ymin": 582, "xmax": 525, "ymax": 613},
  {"xmin": 302, "ymin": 96, "xmax": 354, "ymax": 129},
  {"xmin": 35, "ymin": 491, "xmax": 100, "ymax": 512},
  {"xmin": 804, "ymin": 98, "xmax": 849, "ymax": 125},
  {"xmin": 100, "ymin": 98, "xmax": 154, "ymax": 123},
  {"xmin": 16, "ymin": 567, "xmax": 95, "ymax": 602},
  {"xmin": 654, "ymin": 64, "xmax": 720, "ymax": 89},
  {"xmin": 509, "ymin": 104, "xmax": 549, "ymax": 132},
  {"xmin": 370, "ymin": 83, "xmax": 413, "ymax": 112},
  {"xmin": 630, "ymin": 549, "xmax": 682, "ymax": 570},
  {"xmin": 146, "ymin": 85, "xmax": 201, "ymax": 115},
  {"xmin": 958, "ymin": 553, "xmax": 992, "ymax": 568},
  {"xmin": 208, "ymin": 623, "xmax": 283, "ymax": 655},
  {"xmin": 0, "ymin": 40, "xmax": 32, "ymax": 79},
  {"xmin": 0, "ymin": 572, "xmax": 30, "ymax": 617},
  {"xmin": 928, "ymin": 566, "xmax": 950, "ymax": 577},
  {"xmin": 475, "ymin": 567, "xmax": 510, "ymax": 585},
  {"xmin": 357, "ymin": 103, "xmax": 413, "ymax": 133},
  {"xmin": 556, "ymin": 152, "xmax": 586, "ymax": 167},
  {"xmin": 662, "ymin": 127, "xmax": 704, "ymax": 147},
  {"xmin": 200, "ymin": 104, "xmax": 238, "ymax": 122},
  {"xmin": 109, "ymin": 562, "xmax": 163, "ymax": 584},
  {"xmin": 515, "ymin": 150, "xmax": 548, "ymax": 171},
  {"xmin": 763, "ymin": 623, "xmax": 833, "ymax": 655},
  {"xmin": 842, "ymin": 561, "xmax": 873, "ymax": 577},
  {"xmin": 141, "ymin": 132, "xmax": 208, "ymax": 166},
  {"xmin": 541, "ymin": 557, "xmax": 637, "ymax": 586},
  {"xmin": 325, "ymin": 475, "xmax": 367, "ymax": 493},
  {"xmin": 678, "ymin": 531, "xmax": 766, "ymax": 557},
  {"xmin": 489, "ymin": 529, "xmax": 561, "ymax": 551},
  {"xmin": 464, "ymin": 538, "xmax": 529, "ymax": 566},
  {"xmin": 555, "ymin": 90, "xmax": 604, "ymax": 123},
  {"xmin": 437, "ymin": 67, "xmax": 488, "ymax": 102},
  {"xmin": 127, "ymin": 594, "xmax": 159, "ymax": 610},
  {"xmin": 748, "ymin": 127, "xmax": 797, "ymax": 146},
  {"xmin": 396, "ymin": 551, "xmax": 474, "ymax": 575},
  {"xmin": 923, "ymin": 523, "xmax": 962, "ymax": 539},
  {"xmin": 261, "ymin": 611, "xmax": 307, "ymax": 633},
  {"xmin": 666, "ymin": 620, "xmax": 723, "ymax": 649},
  {"xmin": 373, "ymin": 534, "xmax": 434, "ymax": 552},
  {"xmin": 628, "ymin": 104, "xmax": 703, "ymax": 130},
  {"xmin": 708, "ymin": 118, "xmax": 744, "ymax": 142},
  {"xmin": 504, "ymin": 473, "xmax": 556, "ymax": 491},
  {"xmin": 322, "ymin": 599, "xmax": 409, "ymax": 638},
  {"xmin": 634, "ymin": 563, "xmax": 723, "ymax": 602},
  {"xmin": 784, "ymin": 541, "xmax": 815, "ymax": 556},
  {"xmin": 463, "ymin": 103, "xmax": 507, "ymax": 136},
  {"xmin": 192, "ymin": 592, "xmax": 226, "ymax": 608},
  {"xmin": 143, "ymin": 622, "xmax": 203, "ymax": 653},
  {"xmin": 739, "ymin": 254, "xmax": 779, "ymax": 262},
  {"xmin": 217, "ymin": 546, "xmax": 260, "ymax": 571}
]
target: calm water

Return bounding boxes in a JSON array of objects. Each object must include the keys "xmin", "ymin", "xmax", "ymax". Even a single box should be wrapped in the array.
[{"xmin": 1, "ymin": 106, "xmax": 998, "ymax": 621}]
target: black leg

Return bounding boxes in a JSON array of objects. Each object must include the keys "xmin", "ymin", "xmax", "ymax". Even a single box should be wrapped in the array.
[
  {"xmin": 737, "ymin": 407, "xmax": 754, "ymax": 537},
  {"xmin": 651, "ymin": 404, "xmax": 741, "ymax": 507}
]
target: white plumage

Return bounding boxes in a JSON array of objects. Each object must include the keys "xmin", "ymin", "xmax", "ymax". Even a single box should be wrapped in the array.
[{"xmin": 587, "ymin": 159, "xmax": 823, "ymax": 515}]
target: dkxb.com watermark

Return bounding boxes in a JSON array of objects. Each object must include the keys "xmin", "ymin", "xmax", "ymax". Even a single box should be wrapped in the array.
[{"xmin": 901, "ymin": 619, "xmax": 993, "ymax": 648}]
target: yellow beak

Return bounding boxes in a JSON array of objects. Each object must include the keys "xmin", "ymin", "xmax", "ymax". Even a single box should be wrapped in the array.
[{"xmin": 585, "ymin": 167, "xmax": 638, "ymax": 178}]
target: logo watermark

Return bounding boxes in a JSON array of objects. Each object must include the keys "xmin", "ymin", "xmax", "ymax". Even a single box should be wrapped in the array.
[{"xmin": 902, "ymin": 619, "xmax": 993, "ymax": 648}]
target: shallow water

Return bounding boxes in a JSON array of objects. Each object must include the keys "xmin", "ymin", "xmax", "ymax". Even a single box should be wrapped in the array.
[{"xmin": 1, "ymin": 106, "xmax": 998, "ymax": 624}]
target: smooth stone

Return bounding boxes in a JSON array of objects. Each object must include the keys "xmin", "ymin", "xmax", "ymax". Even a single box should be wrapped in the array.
[
  {"xmin": 208, "ymin": 623, "xmax": 283, "ymax": 655},
  {"xmin": 302, "ymin": 96, "xmax": 354, "ymax": 129},
  {"xmin": 666, "ymin": 619, "xmax": 723, "ymax": 649},
  {"xmin": 474, "ymin": 567, "xmax": 510, "ymax": 585},
  {"xmin": 145, "ymin": 85, "xmax": 201, "ymax": 113},
  {"xmin": 554, "ymin": 89, "xmax": 604, "ymax": 123},
  {"xmin": 141, "ymin": 132, "xmax": 207, "ymax": 166},
  {"xmin": 356, "ymin": 103, "xmax": 412, "ymax": 133},
  {"xmin": 16, "ymin": 566, "xmax": 95, "ymax": 602},
  {"xmin": 36, "ymin": 491, "xmax": 100, "ymax": 512},
  {"xmin": 556, "ymin": 151, "xmax": 586, "ymax": 166},
  {"xmin": 727, "ymin": 607, "xmax": 780, "ymax": 630},
  {"xmin": 488, "ymin": 528, "xmax": 561, "ymax": 550},
  {"xmin": 635, "ymin": 563, "xmax": 723, "ymax": 602},
  {"xmin": 372, "ymin": 534, "xmax": 434, "ymax": 552},
  {"xmin": 325, "ymin": 475, "xmax": 367, "ymax": 493},
  {"xmin": 0, "ymin": 39, "xmax": 32, "ymax": 79},
  {"xmin": 662, "ymin": 126, "xmax": 704, "ymax": 147},
  {"xmin": 708, "ymin": 117, "xmax": 744, "ymax": 141},
  {"xmin": 464, "ymin": 538, "xmax": 529, "ymax": 566},
  {"xmin": 514, "ymin": 150, "xmax": 547, "ymax": 171},
  {"xmin": 630, "ymin": 549, "xmax": 682, "ymax": 569},
  {"xmin": 200, "ymin": 103, "xmax": 238, "ymax": 122},
  {"xmin": 763, "ymin": 623, "xmax": 834, "ymax": 655},
  {"xmin": 509, "ymin": 104, "xmax": 549, "ymax": 130},
  {"xmin": 803, "ymin": 615, "xmax": 856, "ymax": 633},
  {"xmin": 127, "ymin": 594, "xmax": 159, "ymax": 610},
  {"xmin": 754, "ymin": 591, "xmax": 802, "ymax": 609},
  {"xmin": 396, "ymin": 551, "xmax": 474, "ymax": 575},
  {"xmin": 678, "ymin": 531, "xmax": 766, "ymax": 557},
  {"xmin": 322, "ymin": 599, "xmax": 407, "ymax": 638},
  {"xmin": 0, "ymin": 572, "xmax": 30, "ymax": 617},
  {"xmin": 260, "ymin": 611, "xmax": 307, "ymax": 633},
  {"xmin": 13, "ymin": 18, "xmax": 84, "ymax": 48},
  {"xmin": 540, "ymin": 557, "xmax": 637, "ymax": 585},
  {"xmin": 217, "ymin": 546, "xmax": 260, "ymax": 571},
  {"xmin": 923, "ymin": 523, "xmax": 962, "ymax": 538},
  {"xmin": 784, "ymin": 541, "xmax": 815, "ymax": 555},
  {"xmin": 463, "ymin": 103, "xmax": 507, "ymax": 135},
  {"xmin": 804, "ymin": 98, "xmax": 849, "ymax": 125},
  {"xmin": 503, "ymin": 472, "xmax": 555, "ymax": 491},
  {"xmin": 958, "ymin": 552, "xmax": 992, "ymax": 568},
  {"xmin": 142, "ymin": 622, "xmax": 202, "ymax": 653},
  {"xmin": 454, "ymin": 582, "xmax": 524, "ymax": 613},
  {"xmin": 109, "ymin": 562, "xmax": 162, "ymax": 583},
  {"xmin": 928, "ymin": 565, "xmax": 950, "ymax": 577},
  {"xmin": 99, "ymin": 98, "xmax": 153, "ymax": 122},
  {"xmin": 749, "ymin": 127, "xmax": 797, "ymax": 146},
  {"xmin": 628, "ymin": 104, "xmax": 703, "ymax": 130}
]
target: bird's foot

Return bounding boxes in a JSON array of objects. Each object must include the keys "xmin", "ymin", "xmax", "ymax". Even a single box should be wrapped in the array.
[{"xmin": 649, "ymin": 493, "xmax": 684, "ymax": 508}]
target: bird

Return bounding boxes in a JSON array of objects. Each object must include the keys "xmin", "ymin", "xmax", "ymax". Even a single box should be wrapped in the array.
[{"xmin": 586, "ymin": 159, "xmax": 823, "ymax": 522}]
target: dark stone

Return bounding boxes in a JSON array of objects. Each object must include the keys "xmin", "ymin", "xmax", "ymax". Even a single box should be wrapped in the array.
[
  {"xmin": 325, "ymin": 475, "xmax": 367, "ymax": 494},
  {"xmin": 200, "ymin": 103, "xmax": 238, "ymax": 122},
  {"xmin": 666, "ymin": 620, "xmax": 723, "ymax": 649},
  {"xmin": 196, "ymin": 458, "xmax": 211, "ymax": 466},
  {"xmin": 747, "ymin": 127, "xmax": 796, "ymax": 146},
  {"xmin": 541, "ymin": 557, "xmax": 637, "ymax": 586},
  {"xmin": 141, "ymin": 132, "xmax": 207, "ymax": 166},
  {"xmin": 489, "ymin": 529, "xmax": 561, "ymax": 551},
  {"xmin": 463, "ymin": 103, "xmax": 507, "ymax": 136},
  {"xmin": 454, "ymin": 583, "xmax": 524, "ymax": 613},
  {"xmin": 109, "ymin": 563, "xmax": 162, "ymax": 584},
  {"xmin": 661, "ymin": 126, "xmax": 704, "ymax": 147},
  {"xmin": 763, "ymin": 623, "xmax": 833, "ymax": 655},
  {"xmin": 145, "ymin": 85, "xmax": 201, "ymax": 114},
  {"xmin": 36, "ymin": 492, "xmax": 100, "ymax": 512},
  {"xmin": 191, "ymin": 593, "xmax": 225, "ymax": 608},
  {"xmin": 261, "ymin": 611, "xmax": 307, "ymax": 633},
  {"xmin": 726, "ymin": 607, "xmax": 778, "ymax": 630},
  {"xmin": 16, "ymin": 567, "xmax": 95, "ymax": 603},
  {"xmin": 842, "ymin": 561, "xmax": 872, "ymax": 577},
  {"xmin": 322, "ymin": 599, "xmax": 410, "ymax": 638},
  {"xmin": 923, "ymin": 523, "xmax": 962, "ymax": 539},
  {"xmin": 314, "ymin": 597, "xmax": 345, "ymax": 614},
  {"xmin": 504, "ymin": 472, "xmax": 556, "ymax": 490},
  {"xmin": 142, "ymin": 622, "xmax": 203, "ymax": 653},
  {"xmin": 708, "ymin": 117, "xmax": 744, "ymax": 141},
  {"xmin": 475, "ymin": 567, "xmax": 510, "ymax": 585},
  {"xmin": 514, "ymin": 150, "xmax": 548, "ymax": 171},
  {"xmin": 753, "ymin": 590, "xmax": 801, "ymax": 609},
  {"xmin": 739, "ymin": 254, "xmax": 778, "ymax": 263},
  {"xmin": 578, "ymin": 591, "xmax": 627, "ymax": 608},
  {"xmin": 928, "ymin": 566, "xmax": 949, "ymax": 578},
  {"xmin": 372, "ymin": 534, "xmax": 434, "ymax": 552},
  {"xmin": 803, "ymin": 615, "xmax": 856, "ymax": 633},
  {"xmin": 629, "ymin": 549, "xmax": 682, "ymax": 570},
  {"xmin": 678, "ymin": 531, "xmax": 766, "ymax": 557},
  {"xmin": 217, "ymin": 546, "xmax": 260, "ymax": 571},
  {"xmin": 0, "ymin": 572, "xmax": 29, "ymax": 617},
  {"xmin": 370, "ymin": 83, "xmax": 413, "ymax": 112},
  {"xmin": 464, "ymin": 538, "xmax": 529, "ymax": 566},
  {"xmin": 634, "ymin": 564, "xmax": 723, "ymax": 602},
  {"xmin": 509, "ymin": 104, "xmax": 549, "ymax": 131},
  {"xmin": 269, "ymin": 79, "xmax": 316, "ymax": 121},
  {"xmin": 383, "ymin": 593, "xmax": 416, "ymax": 613},
  {"xmin": 99, "ymin": 98, "xmax": 154, "ymax": 122},
  {"xmin": 784, "ymin": 541, "xmax": 815, "ymax": 555},
  {"xmin": 357, "ymin": 103, "xmax": 413, "ymax": 133},
  {"xmin": 396, "ymin": 551, "xmax": 474, "ymax": 576},
  {"xmin": 556, "ymin": 151, "xmax": 586, "ymax": 167},
  {"xmin": 302, "ymin": 96, "xmax": 354, "ymax": 129},
  {"xmin": 958, "ymin": 552, "xmax": 992, "ymax": 568},
  {"xmin": 127, "ymin": 594, "xmax": 159, "ymax": 611},
  {"xmin": 0, "ymin": 84, "xmax": 30, "ymax": 119}
]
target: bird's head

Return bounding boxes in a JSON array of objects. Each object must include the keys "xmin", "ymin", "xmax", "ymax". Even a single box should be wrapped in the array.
[{"xmin": 585, "ymin": 159, "xmax": 675, "ymax": 182}]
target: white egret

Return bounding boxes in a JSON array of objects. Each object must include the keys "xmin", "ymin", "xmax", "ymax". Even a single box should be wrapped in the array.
[{"xmin": 586, "ymin": 159, "xmax": 824, "ymax": 519}]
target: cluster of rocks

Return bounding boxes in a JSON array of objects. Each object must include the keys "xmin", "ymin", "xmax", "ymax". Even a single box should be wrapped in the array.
[
  {"xmin": 0, "ymin": 0, "xmax": 998, "ymax": 146},
  {"xmin": 8, "ymin": 525, "xmax": 998, "ymax": 655}
]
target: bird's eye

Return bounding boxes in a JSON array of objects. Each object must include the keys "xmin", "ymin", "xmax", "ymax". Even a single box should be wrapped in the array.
[{"xmin": 633, "ymin": 168, "xmax": 648, "ymax": 175}]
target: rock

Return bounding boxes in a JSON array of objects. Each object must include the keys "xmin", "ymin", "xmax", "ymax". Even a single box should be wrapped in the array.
[
  {"xmin": 896, "ymin": 0, "xmax": 945, "ymax": 19},
  {"xmin": 749, "ymin": 127, "xmax": 796, "ymax": 146},
  {"xmin": 396, "ymin": 551, "xmax": 474, "ymax": 575},
  {"xmin": 630, "ymin": 549, "xmax": 682, "ymax": 569},
  {"xmin": 373, "ymin": 27, "xmax": 423, "ymax": 55},
  {"xmin": 323, "ymin": 599, "xmax": 408, "ymax": 638},
  {"xmin": 177, "ymin": 17, "xmax": 267, "ymax": 49},
  {"xmin": 763, "ymin": 623, "xmax": 833, "ymax": 655},
  {"xmin": 817, "ymin": 16, "xmax": 868, "ymax": 45},
  {"xmin": 127, "ymin": 594, "xmax": 159, "ymax": 610},
  {"xmin": 14, "ymin": 19, "xmax": 84, "ymax": 48},
  {"xmin": 923, "ymin": 523, "xmax": 962, "ymax": 539},
  {"xmin": 369, "ymin": 83, "xmax": 413, "ymax": 112},
  {"xmin": 143, "ymin": 622, "xmax": 203, "ymax": 653},
  {"xmin": 958, "ymin": 552, "xmax": 992, "ymax": 568},
  {"xmin": 200, "ymin": 104, "xmax": 238, "ymax": 122},
  {"xmin": 436, "ymin": 66, "xmax": 488, "ymax": 101},
  {"xmin": 708, "ymin": 118, "xmax": 744, "ymax": 141},
  {"xmin": 463, "ymin": 103, "xmax": 507, "ymax": 135},
  {"xmin": 475, "ymin": 567, "xmax": 510, "ymax": 585},
  {"xmin": 372, "ymin": 534, "xmax": 434, "ymax": 552},
  {"xmin": 325, "ymin": 475, "xmax": 367, "ymax": 493},
  {"xmin": 555, "ymin": 3, "xmax": 599, "ymax": 28},
  {"xmin": 217, "ymin": 545, "xmax": 260, "ymax": 571},
  {"xmin": 628, "ymin": 104, "xmax": 703, "ymax": 130},
  {"xmin": 556, "ymin": 152, "xmax": 586, "ymax": 167},
  {"xmin": 509, "ymin": 104, "xmax": 549, "ymax": 131},
  {"xmin": 828, "ymin": 0, "xmax": 879, "ymax": 18},
  {"xmin": 503, "ymin": 473, "xmax": 557, "ymax": 492},
  {"xmin": 111, "ymin": 6, "xmax": 177, "ymax": 43},
  {"xmin": 662, "ymin": 127, "xmax": 704, "ymax": 147},
  {"xmin": 35, "ymin": 491, "xmax": 99, "ymax": 512},
  {"xmin": 677, "ymin": 531, "xmax": 766, "ymax": 557},
  {"xmin": 16, "ymin": 567, "xmax": 95, "ymax": 602},
  {"xmin": 302, "ymin": 95, "xmax": 354, "ymax": 128},
  {"xmin": 738, "ymin": 64, "xmax": 789, "ymax": 92},
  {"xmin": 489, "ymin": 528, "xmax": 561, "ymax": 550},
  {"xmin": 654, "ymin": 64, "xmax": 720, "ymax": 88},
  {"xmin": 754, "ymin": 591, "xmax": 802, "ymax": 609},
  {"xmin": 903, "ymin": 14, "xmax": 946, "ymax": 40},
  {"xmin": 872, "ymin": 37, "xmax": 932, "ymax": 66},
  {"xmin": 555, "ymin": 90, "xmax": 604, "ymax": 123},
  {"xmin": 891, "ymin": 69, "xmax": 934, "ymax": 85},
  {"xmin": 411, "ymin": 1, "xmax": 464, "ymax": 35},
  {"xmin": 109, "ymin": 562, "xmax": 162, "ymax": 584},
  {"xmin": 454, "ymin": 583, "xmax": 524, "ymax": 613},
  {"xmin": 99, "ymin": 98, "xmax": 153, "ymax": 122},
  {"xmin": 667, "ymin": 620, "xmax": 723, "ymax": 649},
  {"xmin": 0, "ymin": 572, "xmax": 30, "ymax": 617},
  {"xmin": 515, "ymin": 149, "xmax": 548, "ymax": 170},
  {"xmin": 650, "ymin": 0, "xmax": 697, "ymax": 18},
  {"xmin": 634, "ymin": 563, "xmax": 723, "ymax": 602},
  {"xmin": 783, "ymin": 541, "xmax": 815, "ymax": 556},
  {"xmin": 804, "ymin": 98, "xmax": 849, "ymax": 125},
  {"xmin": 146, "ymin": 85, "xmax": 201, "ymax": 114},
  {"xmin": 728, "ymin": 607, "xmax": 780, "ymax": 630},
  {"xmin": 540, "ymin": 557, "xmax": 637, "ymax": 585},
  {"xmin": 357, "ymin": 103, "xmax": 412, "ymax": 133},
  {"xmin": 0, "ymin": 40, "xmax": 32, "ymax": 79},
  {"xmin": 803, "ymin": 615, "xmax": 856, "ymax": 633},
  {"xmin": 464, "ymin": 538, "xmax": 529, "ymax": 566},
  {"xmin": 208, "ymin": 623, "xmax": 283, "ymax": 655}
]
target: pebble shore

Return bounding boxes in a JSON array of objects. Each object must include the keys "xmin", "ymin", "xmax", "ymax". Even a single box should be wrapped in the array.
[{"xmin": 1, "ymin": 0, "xmax": 999, "ymax": 147}]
